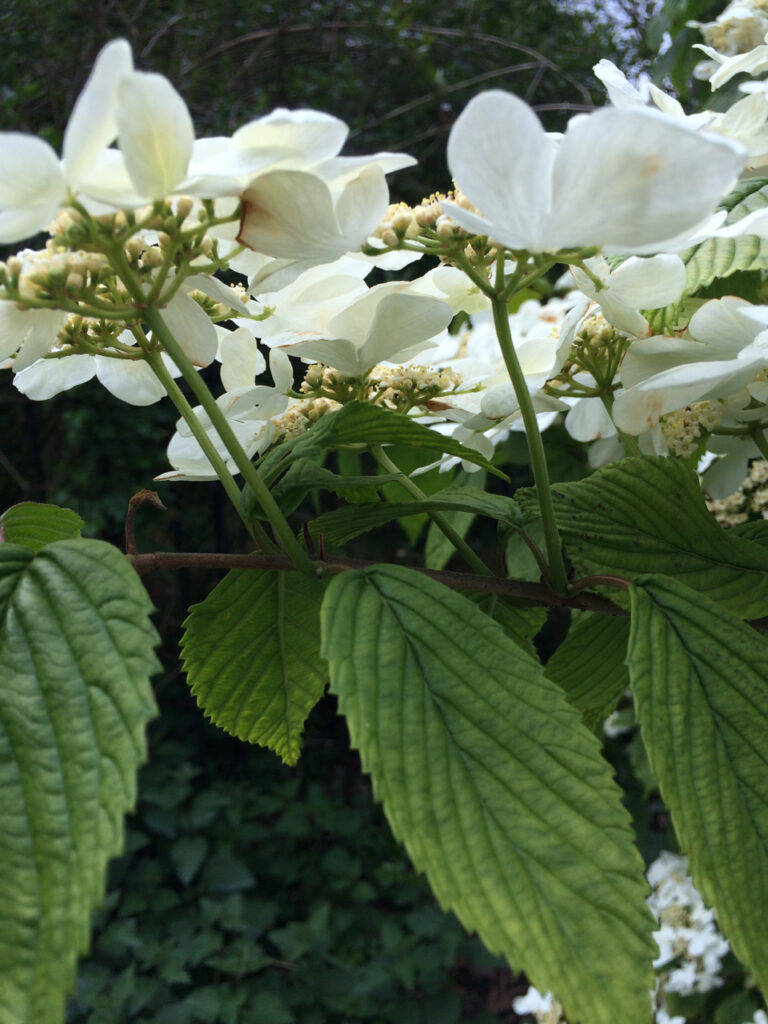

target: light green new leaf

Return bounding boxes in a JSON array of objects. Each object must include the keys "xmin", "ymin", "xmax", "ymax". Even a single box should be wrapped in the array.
[
  {"xmin": 545, "ymin": 613, "xmax": 630, "ymax": 730},
  {"xmin": 0, "ymin": 502, "xmax": 84, "ymax": 552},
  {"xmin": 181, "ymin": 569, "xmax": 327, "ymax": 765},
  {"xmin": 518, "ymin": 456, "xmax": 768, "ymax": 618},
  {"xmin": 0, "ymin": 539, "xmax": 159, "ymax": 1024},
  {"xmin": 628, "ymin": 575, "xmax": 768, "ymax": 993},
  {"xmin": 322, "ymin": 565, "xmax": 655, "ymax": 1024}
]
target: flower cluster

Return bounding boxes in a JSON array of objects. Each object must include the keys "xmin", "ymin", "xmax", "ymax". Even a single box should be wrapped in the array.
[
  {"xmin": 3, "ymin": 13, "xmax": 768, "ymax": 499},
  {"xmin": 513, "ymin": 852, "xmax": 763, "ymax": 1024}
]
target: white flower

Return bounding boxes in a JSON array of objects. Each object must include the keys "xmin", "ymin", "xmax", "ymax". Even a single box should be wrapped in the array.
[
  {"xmin": 594, "ymin": 58, "xmax": 768, "ymax": 166},
  {"xmin": 268, "ymin": 280, "xmax": 454, "ymax": 376},
  {"xmin": 13, "ymin": 331, "xmax": 181, "ymax": 405},
  {"xmin": 694, "ymin": 35, "xmax": 768, "ymax": 89},
  {"xmin": 441, "ymin": 90, "xmax": 746, "ymax": 254},
  {"xmin": 156, "ymin": 346, "xmax": 293, "ymax": 481},
  {"xmin": 245, "ymin": 257, "xmax": 370, "ymax": 342},
  {"xmin": 613, "ymin": 297, "xmax": 768, "ymax": 435},
  {"xmin": 570, "ymin": 255, "xmax": 686, "ymax": 336},
  {"xmin": 512, "ymin": 986, "xmax": 553, "ymax": 1016},
  {"xmin": 0, "ymin": 39, "xmax": 133, "ymax": 242},
  {"xmin": 237, "ymin": 165, "xmax": 391, "ymax": 286}
]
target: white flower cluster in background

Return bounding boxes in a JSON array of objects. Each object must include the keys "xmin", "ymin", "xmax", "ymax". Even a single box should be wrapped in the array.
[{"xmin": 512, "ymin": 851, "xmax": 768, "ymax": 1024}]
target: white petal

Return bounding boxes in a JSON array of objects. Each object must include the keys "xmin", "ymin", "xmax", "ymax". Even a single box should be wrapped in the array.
[
  {"xmin": 595, "ymin": 292, "xmax": 649, "ymax": 337},
  {"xmin": 14, "ymin": 354, "xmax": 95, "ymax": 399},
  {"xmin": 549, "ymin": 107, "xmax": 746, "ymax": 249},
  {"xmin": 607, "ymin": 255, "xmax": 687, "ymax": 309},
  {"xmin": 238, "ymin": 169, "xmax": 341, "ymax": 260},
  {"xmin": 13, "ymin": 310, "xmax": 69, "ymax": 370},
  {"xmin": 0, "ymin": 302, "xmax": 35, "ymax": 360},
  {"xmin": 564, "ymin": 397, "xmax": 617, "ymax": 441},
  {"xmin": 63, "ymin": 39, "xmax": 133, "ymax": 183},
  {"xmin": 593, "ymin": 60, "xmax": 645, "ymax": 108},
  {"xmin": 95, "ymin": 355, "xmax": 167, "ymax": 405},
  {"xmin": 117, "ymin": 72, "xmax": 194, "ymax": 198},
  {"xmin": 688, "ymin": 296, "xmax": 761, "ymax": 351},
  {"xmin": 160, "ymin": 292, "xmax": 218, "ymax": 366},
  {"xmin": 185, "ymin": 273, "xmax": 252, "ymax": 315},
  {"xmin": 0, "ymin": 134, "xmax": 65, "ymax": 241},
  {"xmin": 614, "ymin": 340, "xmax": 768, "ymax": 434},
  {"xmin": 447, "ymin": 91, "xmax": 555, "ymax": 251},
  {"xmin": 233, "ymin": 108, "xmax": 348, "ymax": 161},
  {"xmin": 334, "ymin": 164, "xmax": 390, "ymax": 247},
  {"xmin": 220, "ymin": 327, "xmax": 265, "ymax": 391}
]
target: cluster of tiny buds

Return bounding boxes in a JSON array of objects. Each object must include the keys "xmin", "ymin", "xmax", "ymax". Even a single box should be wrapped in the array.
[
  {"xmin": 55, "ymin": 313, "xmax": 122, "ymax": 352},
  {"xmin": 371, "ymin": 190, "xmax": 473, "ymax": 249},
  {"xmin": 300, "ymin": 363, "xmax": 359, "ymax": 403},
  {"xmin": 549, "ymin": 314, "xmax": 626, "ymax": 393},
  {"xmin": 707, "ymin": 457, "xmax": 768, "ymax": 526},
  {"xmin": 272, "ymin": 397, "xmax": 341, "ymax": 441},
  {"xmin": 1, "ymin": 246, "xmax": 110, "ymax": 304},
  {"xmin": 366, "ymin": 363, "xmax": 462, "ymax": 411},
  {"xmin": 660, "ymin": 401, "xmax": 721, "ymax": 458}
]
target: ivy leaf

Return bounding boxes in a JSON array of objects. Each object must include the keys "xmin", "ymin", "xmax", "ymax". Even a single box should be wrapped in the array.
[
  {"xmin": 544, "ymin": 613, "xmax": 630, "ymax": 730},
  {"xmin": 628, "ymin": 575, "xmax": 768, "ymax": 993},
  {"xmin": 0, "ymin": 539, "xmax": 159, "ymax": 1024},
  {"xmin": 517, "ymin": 456, "xmax": 768, "ymax": 618},
  {"xmin": 181, "ymin": 569, "xmax": 327, "ymax": 766},
  {"xmin": 0, "ymin": 502, "xmax": 84, "ymax": 552},
  {"xmin": 322, "ymin": 564, "xmax": 656, "ymax": 1024}
]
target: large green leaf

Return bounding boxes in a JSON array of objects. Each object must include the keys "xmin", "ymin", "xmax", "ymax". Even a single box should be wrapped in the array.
[
  {"xmin": 628, "ymin": 575, "xmax": 768, "ymax": 993},
  {"xmin": 308, "ymin": 486, "xmax": 521, "ymax": 548},
  {"xmin": 544, "ymin": 613, "xmax": 630, "ymax": 730},
  {"xmin": 321, "ymin": 565, "xmax": 655, "ymax": 1024},
  {"xmin": 518, "ymin": 457, "xmax": 768, "ymax": 618},
  {"xmin": 181, "ymin": 569, "xmax": 327, "ymax": 765},
  {"xmin": 0, "ymin": 539, "xmax": 159, "ymax": 1024},
  {"xmin": 0, "ymin": 502, "xmax": 83, "ymax": 552}
]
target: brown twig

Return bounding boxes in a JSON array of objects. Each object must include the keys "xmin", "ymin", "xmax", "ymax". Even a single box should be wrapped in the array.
[
  {"xmin": 127, "ymin": 548, "xmax": 628, "ymax": 615},
  {"xmin": 124, "ymin": 490, "xmax": 167, "ymax": 555}
]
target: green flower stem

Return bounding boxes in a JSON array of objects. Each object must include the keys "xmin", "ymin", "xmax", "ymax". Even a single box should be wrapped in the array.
[
  {"xmin": 371, "ymin": 444, "xmax": 494, "ymax": 577},
  {"xmin": 141, "ymin": 351, "xmax": 239, "ymax": 509},
  {"xmin": 141, "ymin": 344, "xmax": 271, "ymax": 547},
  {"xmin": 142, "ymin": 306, "xmax": 314, "ymax": 573},
  {"xmin": 491, "ymin": 295, "xmax": 568, "ymax": 595},
  {"xmin": 751, "ymin": 426, "xmax": 768, "ymax": 461}
]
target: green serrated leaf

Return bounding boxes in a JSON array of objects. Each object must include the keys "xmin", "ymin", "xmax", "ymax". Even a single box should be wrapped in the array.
[
  {"xmin": 0, "ymin": 539, "xmax": 159, "ymax": 1024},
  {"xmin": 308, "ymin": 486, "xmax": 521, "ymax": 549},
  {"xmin": 545, "ymin": 613, "xmax": 630, "ymax": 730},
  {"xmin": 254, "ymin": 401, "xmax": 507, "ymax": 490},
  {"xmin": 181, "ymin": 569, "xmax": 327, "ymax": 765},
  {"xmin": 628, "ymin": 574, "xmax": 768, "ymax": 995},
  {"xmin": 425, "ymin": 470, "xmax": 486, "ymax": 570},
  {"xmin": 273, "ymin": 457, "xmax": 400, "ymax": 505},
  {"xmin": 1, "ymin": 502, "xmax": 84, "ymax": 552},
  {"xmin": 474, "ymin": 593, "xmax": 546, "ymax": 659},
  {"xmin": 517, "ymin": 456, "xmax": 768, "ymax": 618},
  {"xmin": 321, "ymin": 564, "xmax": 655, "ymax": 1024}
]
